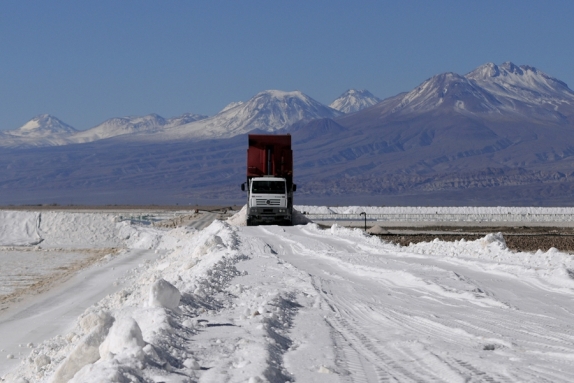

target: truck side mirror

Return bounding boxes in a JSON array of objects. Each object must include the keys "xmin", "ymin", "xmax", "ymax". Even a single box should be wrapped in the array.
[
  {"xmin": 293, "ymin": 184, "xmax": 297, "ymax": 192},
  {"xmin": 241, "ymin": 183, "xmax": 245, "ymax": 191}
]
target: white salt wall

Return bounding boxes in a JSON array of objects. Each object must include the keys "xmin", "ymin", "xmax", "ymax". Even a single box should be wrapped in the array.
[
  {"xmin": 0, "ymin": 211, "xmax": 41, "ymax": 246},
  {"xmin": 297, "ymin": 205, "xmax": 574, "ymax": 215},
  {"xmin": 0, "ymin": 211, "xmax": 122, "ymax": 249},
  {"xmin": 296, "ymin": 205, "xmax": 574, "ymax": 223},
  {"xmin": 38, "ymin": 212, "xmax": 122, "ymax": 249}
]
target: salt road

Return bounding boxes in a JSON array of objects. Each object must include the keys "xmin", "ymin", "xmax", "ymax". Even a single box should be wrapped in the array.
[
  {"xmin": 0, "ymin": 248, "xmax": 160, "ymax": 376},
  {"xmin": 2, "ymin": 211, "xmax": 574, "ymax": 382},
  {"xmin": 245, "ymin": 225, "xmax": 574, "ymax": 382}
]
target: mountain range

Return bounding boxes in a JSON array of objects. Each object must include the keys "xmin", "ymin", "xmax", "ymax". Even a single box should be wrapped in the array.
[
  {"xmin": 0, "ymin": 90, "xmax": 346, "ymax": 148},
  {"xmin": 2, "ymin": 62, "xmax": 574, "ymax": 206}
]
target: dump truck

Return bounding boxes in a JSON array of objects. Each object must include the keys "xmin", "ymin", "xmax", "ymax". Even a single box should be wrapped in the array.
[{"xmin": 241, "ymin": 134, "xmax": 296, "ymax": 226}]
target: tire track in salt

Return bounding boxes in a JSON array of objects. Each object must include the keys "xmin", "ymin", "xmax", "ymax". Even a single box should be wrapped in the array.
[
  {"xmin": 316, "ymin": 276, "xmax": 472, "ymax": 383},
  {"xmin": 259, "ymin": 226, "xmax": 500, "ymax": 381}
]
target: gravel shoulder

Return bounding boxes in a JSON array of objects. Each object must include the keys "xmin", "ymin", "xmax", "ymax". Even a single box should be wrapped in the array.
[{"xmin": 370, "ymin": 226, "xmax": 574, "ymax": 253}]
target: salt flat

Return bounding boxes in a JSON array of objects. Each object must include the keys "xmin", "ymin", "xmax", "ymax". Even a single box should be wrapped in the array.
[{"xmin": 0, "ymin": 208, "xmax": 573, "ymax": 382}]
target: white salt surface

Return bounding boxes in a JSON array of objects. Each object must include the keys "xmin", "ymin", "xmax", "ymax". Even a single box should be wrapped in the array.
[
  {"xmin": 1, "ymin": 207, "xmax": 574, "ymax": 382},
  {"xmin": 0, "ymin": 250, "xmax": 95, "ymax": 296}
]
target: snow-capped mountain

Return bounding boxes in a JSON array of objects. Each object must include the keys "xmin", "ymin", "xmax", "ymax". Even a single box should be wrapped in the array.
[
  {"xmin": 71, "ymin": 114, "xmax": 168, "ymax": 143},
  {"xmin": 388, "ymin": 72, "xmax": 501, "ymax": 115},
  {"xmin": 335, "ymin": 62, "xmax": 574, "ymax": 155},
  {"xmin": 2, "ymin": 114, "xmax": 77, "ymax": 138},
  {"xmin": 0, "ymin": 113, "xmax": 209, "ymax": 147},
  {"xmin": 385, "ymin": 62, "xmax": 574, "ymax": 121},
  {"xmin": 0, "ymin": 114, "xmax": 78, "ymax": 148},
  {"xmin": 329, "ymin": 89, "xmax": 381, "ymax": 113},
  {"xmin": 465, "ymin": 62, "xmax": 574, "ymax": 117},
  {"xmin": 165, "ymin": 113, "xmax": 208, "ymax": 127},
  {"xmin": 0, "ymin": 90, "xmax": 341, "ymax": 147},
  {"xmin": 70, "ymin": 113, "xmax": 208, "ymax": 143},
  {"xmin": 152, "ymin": 90, "xmax": 343, "ymax": 141},
  {"xmin": 466, "ymin": 62, "xmax": 574, "ymax": 102}
]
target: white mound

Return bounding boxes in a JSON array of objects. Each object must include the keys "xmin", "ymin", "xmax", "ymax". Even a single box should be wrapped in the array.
[
  {"xmin": 227, "ymin": 205, "xmax": 248, "ymax": 226},
  {"xmin": 367, "ymin": 225, "xmax": 389, "ymax": 234},
  {"xmin": 149, "ymin": 278, "xmax": 181, "ymax": 310}
]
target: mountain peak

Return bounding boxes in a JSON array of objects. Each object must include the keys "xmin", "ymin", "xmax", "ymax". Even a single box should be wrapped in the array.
[
  {"xmin": 7, "ymin": 114, "xmax": 77, "ymax": 137},
  {"xmin": 155, "ymin": 89, "xmax": 343, "ymax": 141},
  {"xmin": 500, "ymin": 61, "xmax": 524, "ymax": 75},
  {"xmin": 330, "ymin": 89, "xmax": 381, "ymax": 113},
  {"xmin": 390, "ymin": 72, "xmax": 500, "ymax": 114},
  {"xmin": 250, "ymin": 90, "xmax": 311, "ymax": 105},
  {"xmin": 210, "ymin": 89, "xmax": 342, "ymax": 135},
  {"xmin": 256, "ymin": 89, "xmax": 304, "ymax": 98},
  {"xmin": 466, "ymin": 61, "xmax": 574, "ymax": 104},
  {"xmin": 466, "ymin": 62, "xmax": 533, "ymax": 80},
  {"xmin": 466, "ymin": 62, "xmax": 500, "ymax": 79}
]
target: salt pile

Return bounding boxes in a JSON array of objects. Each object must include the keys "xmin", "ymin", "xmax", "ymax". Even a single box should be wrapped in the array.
[{"xmin": 367, "ymin": 225, "xmax": 389, "ymax": 234}]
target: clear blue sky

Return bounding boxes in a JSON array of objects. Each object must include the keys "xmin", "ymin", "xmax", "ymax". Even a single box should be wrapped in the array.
[{"xmin": 1, "ymin": 0, "xmax": 573, "ymax": 131}]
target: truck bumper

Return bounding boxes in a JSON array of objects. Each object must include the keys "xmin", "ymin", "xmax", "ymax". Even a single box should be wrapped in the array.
[{"xmin": 247, "ymin": 207, "xmax": 292, "ymax": 225}]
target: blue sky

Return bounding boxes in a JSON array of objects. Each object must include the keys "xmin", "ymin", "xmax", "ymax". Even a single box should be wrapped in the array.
[{"xmin": 1, "ymin": 0, "xmax": 573, "ymax": 131}]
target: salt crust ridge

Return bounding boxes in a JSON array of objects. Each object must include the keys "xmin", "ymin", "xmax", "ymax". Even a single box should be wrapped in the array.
[{"xmin": 6, "ymin": 216, "xmax": 301, "ymax": 382}]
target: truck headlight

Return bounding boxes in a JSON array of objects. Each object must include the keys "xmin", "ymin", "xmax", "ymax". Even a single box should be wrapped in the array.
[{"xmin": 279, "ymin": 209, "xmax": 286, "ymax": 213}]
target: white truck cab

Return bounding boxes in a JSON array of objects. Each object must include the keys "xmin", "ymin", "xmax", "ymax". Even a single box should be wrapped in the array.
[{"xmin": 245, "ymin": 177, "xmax": 291, "ymax": 225}]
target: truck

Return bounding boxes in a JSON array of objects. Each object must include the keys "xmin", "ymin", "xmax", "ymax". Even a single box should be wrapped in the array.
[{"xmin": 241, "ymin": 134, "xmax": 296, "ymax": 226}]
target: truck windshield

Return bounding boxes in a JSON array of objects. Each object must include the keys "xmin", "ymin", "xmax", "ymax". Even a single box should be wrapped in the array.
[{"xmin": 252, "ymin": 180, "xmax": 286, "ymax": 194}]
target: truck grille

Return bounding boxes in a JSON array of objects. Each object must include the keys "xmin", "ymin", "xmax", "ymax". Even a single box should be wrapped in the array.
[{"xmin": 255, "ymin": 199, "xmax": 281, "ymax": 206}]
